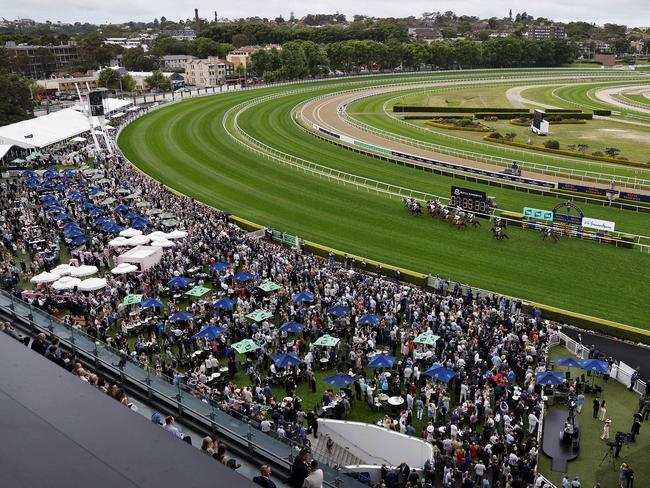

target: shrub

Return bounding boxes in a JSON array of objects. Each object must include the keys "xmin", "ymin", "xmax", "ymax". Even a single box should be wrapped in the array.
[
  {"xmin": 489, "ymin": 131, "xmax": 503, "ymax": 140},
  {"xmin": 544, "ymin": 140, "xmax": 560, "ymax": 150},
  {"xmin": 592, "ymin": 151, "xmax": 604, "ymax": 157}
]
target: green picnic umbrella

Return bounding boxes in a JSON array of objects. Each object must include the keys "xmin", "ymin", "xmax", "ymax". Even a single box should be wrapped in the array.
[
  {"xmin": 148, "ymin": 208, "xmax": 163, "ymax": 216},
  {"xmin": 414, "ymin": 331, "xmax": 440, "ymax": 346},
  {"xmin": 162, "ymin": 218, "xmax": 180, "ymax": 227},
  {"xmin": 122, "ymin": 294, "xmax": 143, "ymax": 305},
  {"xmin": 136, "ymin": 201, "xmax": 152, "ymax": 208},
  {"xmin": 96, "ymin": 178, "xmax": 111, "ymax": 184},
  {"xmin": 11, "ymin": 158, "xmax": 25, "ymax": 164},
  {"xmin": 159, "ymin": 212, "xmax": 175, "ymax": 219},
  {"xmin": 91, "ymin": 191, "xmax": 107, "ymax": 198},
  {"xmin": 314, "ymin": 334, "xmax": 340, "ymax": 347},
  {"xmin": 257, "ymin": 280, "xmax": 282, "ymax": 292},
  {"xmin": 246, "ymin": 309, "xmax": 273, "ymax": 322},
  {"xmin": 101, "ymin": 197, "xmax": 116, "ymax": 205},
  {"xmin": 232, "ymin": 339, "xmax": 260, "ymax": 354},
  {"xmin": 185, "ymin": 285, "xmax": 211, "ymax": 297}
]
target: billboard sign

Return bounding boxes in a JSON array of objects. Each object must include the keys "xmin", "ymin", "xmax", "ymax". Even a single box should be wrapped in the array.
[
  {"xmin": 88, "ymin": 90, "xmax": 104, "ymax": 117},
  {"xmin": 552, "ymin": 201, "xmax": 584, "ymax": 226},
  {"xmin": 581, "ymin": 217, "xmax": 615, "ymax": 232},
  {"xmin": 450, "ymin": 186, "xmax": 490, "ymax": 214},
  {"xmin": 523, "ymin": 207, "xmax": 553, "ymax": 221}
]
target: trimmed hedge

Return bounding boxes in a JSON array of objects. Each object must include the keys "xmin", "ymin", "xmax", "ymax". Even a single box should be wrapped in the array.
[
  {"xmin": 403, "ymin": 115, "xmax": 472, "ymax": 120},
  {"xmin": 593, "ymin": 110, "xmax": 612, "ymax": 116},
  {"xmin": 475, "ymin": 112, "xmax": 533, "ymax": 119},
  {"xmin": 483, "ymin": 136, "xmax": 650, "ymax": 168},
  {"xmin": 545, "ymin": 109, "xmax": 584, "ymax": 114},
  {"xmin": 529, "ymin": 302, "xmax": 650, "ymax": 344},
  {"xmin": 425, "ymin": 120, "xmax": 491, "ymax": 132},
  {"xmin": 393, "ymin": 105, "xmax": 529, "ymax": 114}
]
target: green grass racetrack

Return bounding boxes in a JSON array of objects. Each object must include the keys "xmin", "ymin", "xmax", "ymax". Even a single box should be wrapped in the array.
[{"xmin": 118, "ymin": 73, "xmax": 650, "ymax": 329}]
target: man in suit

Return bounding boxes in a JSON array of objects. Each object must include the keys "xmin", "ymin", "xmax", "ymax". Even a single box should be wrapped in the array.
[
  {"xmin": 288, "ymin": 450, "xmax": 310, "ymax": 488},
  {"xmin": 253, "ymin": 465, "xmax": 276, "ymax": 488}
]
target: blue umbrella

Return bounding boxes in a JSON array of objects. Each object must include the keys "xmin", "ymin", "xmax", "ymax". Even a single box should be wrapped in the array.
[
  {"xmin": 64, "ymin": 222, "xmax": 81, "ymax": 231},
  {"xmin": 141, "ymin": 298, "xmax": 164, "ymax": 309},
  {"xmin": 80, "ymin": 203, "xmax": 95, "ymax": 210},
  {"xmin": 95, "ymin": 216, "xmax": 111, "ymax": 225},
  {"xmin": 100, "ymin": 221, "xmax": 118, "ymax": 231},
  {"xmin": 115, "ymin": 204, "xmax": 129, "ymax": 213},
  {"xmin": 130, "ymin": 218, "xmax": 149, "ymax": 229},
  {"xmin": 279, "ymin": 321, "xmax": 304, "ymax": 333},
  {"xmin": 193, "ymin": 325, "xmax": 225, "ymax": 339},
  {"xmin": 169, "ymin": 311, "xmax": 194, "ymax": 322},
  {"xmin": 422, "ymin": 366, "xmax": 456, "ymax": 383},
  {"xmin": 167, "ymin": 276, "xmax": 191, "ymax": 288},
  {"xmin": 358, "ymin": 314, "xmax": 381, "ymax": 325},
  {"xmin": 26, "ymin": 180, "xmax": 40, "ymax": 188},
  {"xmin": 209, "ymin": 262, "xmax": 230, "ymax": 272},
  {"xmin": 21, "ymin": 170, "xmax": 36, "ymax": 177},
  {"xmin": 54, "ymin": 184, "xmax": 66, "ymax": 191},
  {"xmin": 292, "ymin": 291, "xmax": 315, "ymax": 303},
  {"xmin": 42, "ymin": 199, "xmax": 60, "ymax": 207},
  {"xmin": 53, "ymin": 213, "xmax": 70, "ymax": 221},
  {"xmin": 536, "ymin": 371, "xmax": 565, "ymax": 386},
  {"xmin": 88, "ymin": 187, "xmax": 101, "ymax": 195},
  {"xmin": 71, "ymin": 236, "xmax": 89, "ymax": 246},
  {"xmin": 46, "ymin": 206, "xmax": 64, "ymax": 214},
  {"xmin": 323, "ymin": 372, "xmax": 355, "ymax": 388},
  {"xmin": 272, "ymin": 352, "xmax": 302, "ymax": 368},
  {"xmin": 125, "ymin": 212, "xmax": 142, "ymax": 220},
  {"xmin": 368, "ymin": 355, "xmax": 396, "ymax": 368},
  {"xmin": 233, "ymin": 271, "xmax": 255, "ymax": 282},
  {"xmin": 212, "ymin": 297, "xmax": 237, "ymax": 310},
  {"xmin": 580, "ymin": 359, "xmax": 609, "ymax": 374},
  {"xmin": 89, "ymin": 208, "xmax": 104, "ymax": 217},
  {"xmin": 68, "ymin": 193, "xmax": 84, "ymax": 202},
  {"xmin": 104, "ymin": 224, "xmax": 125, "ymax": 234},
  {"xmin": 556, "ymin": 357, "xmax": 584, "ymax": 369},
  {"xmin": 328, "ymin": 304, "xmax": 352, "ymax": 318},
  {"xmin": 64, "ymin": 229, "xmax": 85, "ymax": 238}
]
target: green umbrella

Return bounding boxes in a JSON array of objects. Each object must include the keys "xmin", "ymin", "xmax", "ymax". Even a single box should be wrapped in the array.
[
  {"xmin": 159, "ymin": 212, "xmax": 175, "ymax": 219},
  {"xmin": 91, "ymin": 191, "xmax": 107, "ymax": 198},
  {"xmin": 314, "ymin": 334, "xmax": 340, "ymax": 347},
  {"xmin": 148, "ymin": 208, "xmax": 163, "ymax": 215},
  {"xmin": 257, "ymin": 280, "xmax": 282, "ymax": 293},
  {"xmin": 246, "ymin": 309, "xmax": 273, "ymax": 322},
  {"xmin": 232, "ymin": 339, "xmax": 260, "ymax": 354},
  {"xmin": 122, "ymin": 294, "xmax": 143, "ymax": 305},
  {"xmin": 116, "ymin": 188, "xmax": 131, "ymax": 195},
  {"xmin": 11, "ymin": 158, "xmax": 25, "ymax": 164},
  {"xmin": 162, "ymin": 218, "xmax": 180, "ymax": 227},
  {"xmin": 414, "ymin": 331, "xmax": 440, "ymax": 346},
  {"xmin": 101, "ymin": 197, "xmax": 116, "ymax": 205},
  {"xmin": 185, "ymin": 285, "xmax": 211, "ymax": 297},
  {"xmin": 96, "ymin": 178, "xmax": 111, "ymax": 184},
  {"xmin": 136, "ymin": 201, "xmax": 152, "ymax": 208}
]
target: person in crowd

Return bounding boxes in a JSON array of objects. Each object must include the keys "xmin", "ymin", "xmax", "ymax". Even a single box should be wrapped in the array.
[
  {"xmin": 289, "ymin": 449, "xmax": 311, "ymax": 488},
  {"xmin": 302, "ymin": 460, "xmax": 323, "ymax": 488},
  {"xmin": 253, "ymin": 465, "xmax": 277, "ymax": 488}
]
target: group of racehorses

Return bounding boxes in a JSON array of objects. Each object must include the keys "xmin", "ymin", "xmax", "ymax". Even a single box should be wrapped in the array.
[{"xmin": 403, "ymin": 197, "xmax": 561, "ymax": 241}]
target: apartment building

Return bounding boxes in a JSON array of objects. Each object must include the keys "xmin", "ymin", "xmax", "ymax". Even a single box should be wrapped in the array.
[
  {"xmin": 161, "ymin": 54, "xmax": 198, "ymax": 71},
  {"xmin": 184, "ymin": 57, "xmax": 234, "ymax": 87},
  {"xmin": 4, "ymin": 40, "xmax": 79, "ymax": 79}
]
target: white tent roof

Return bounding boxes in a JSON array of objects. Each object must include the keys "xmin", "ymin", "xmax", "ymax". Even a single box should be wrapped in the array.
[
  {"xmin": 0, "ymin": 109, "xmax": 101, "ymax": 149},
  {"xmin": 0, "ymin": 144, "xmax": 15, "ymax": 159},
  {"xmin": 71, "ymin": 97, "xmax": 132, "ymax": 115}
]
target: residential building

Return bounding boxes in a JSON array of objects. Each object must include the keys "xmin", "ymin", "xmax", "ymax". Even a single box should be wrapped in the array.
[
  {"xmin": 4, "ymin": 40, "xmax": 79, "ymax": 79},
  {"xmin": 526, "ymin": 24, "xmax": 567, "ymax": 40},
  {"xmin": 126, "ymin": 71, "xmax": 184, "ymax": 91},
  {"xmin": 159, "ymin": 29, "xmax": 197, "ymax": 41},
  {"xmin": 184, "ymin": 57, "xmax": 234, "ymax": 87},
  {"xmin": 36, "ymin": 75, "xmax": 99, "ymax": 94},
  {"xmin": 161, "ymin": 54, "xmax": 198, "ymax": 71},
  {"xmin": 104, "ymin": 37, "xmax": 150, "ymax": 51},
  {"xmin": 407, "ymin": 28, "xmax": 443, "ymax": 43}
]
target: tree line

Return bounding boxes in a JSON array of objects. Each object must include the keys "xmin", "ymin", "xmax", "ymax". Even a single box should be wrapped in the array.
[{"xmin": 252, "ymin": 37, "xmax": 576, "ymax": 82}]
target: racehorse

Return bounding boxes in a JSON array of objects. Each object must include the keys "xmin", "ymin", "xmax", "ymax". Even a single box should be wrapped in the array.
[
  {"xmin": 466, "ymin": 213, "xmax": 481, "ymax": 227},
  {"xmin": 403, "ymin": 197, "xmax": 422, "ymax": 215},
  {"xmin": 541, "ymin": 226, "xmax": 560, "ymax": 242},
  {"xmin": 490, "ymin": 226, "xmax": 509, "ymax": 240}
]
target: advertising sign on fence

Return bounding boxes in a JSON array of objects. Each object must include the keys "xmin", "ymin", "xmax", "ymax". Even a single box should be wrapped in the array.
[
  {"xmin": 581, "ymin": 217, "xmax": 616, "ymax": 232},
  {"xmin": 523, "ymin": 207, "xmax": 553, "ymax": 221}
]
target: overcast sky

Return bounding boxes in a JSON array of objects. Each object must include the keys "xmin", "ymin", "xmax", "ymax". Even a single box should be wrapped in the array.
[{"xmin": 4, "ymin": 1, "xmax": 650, "ymax": 28}]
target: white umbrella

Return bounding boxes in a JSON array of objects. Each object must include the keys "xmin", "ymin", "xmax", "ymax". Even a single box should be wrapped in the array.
[
  {"xmin": 31, "ymin": 271, "xmax": 61, "ymax": 284},
  {"xmin": 146, "ymin": 231, "xmax": 168, "ymax": 240},
  {"xmin": 119, "ymin": 228, "xmax": 142, "ymax": 238},
  {"xmin": 52, "ymin": 264, "xmax": 74, "ymax": 276},
  {"xmin": 111, "ymin": 262, "xmax": 139, "ymax": 275},
  {"xmin": 150, "ymin": 239, "xmax": 175, "ymax": 248},
  {"xmin": 166, "ymin": 230, "xmax": 188, "ymax": 240},
  {"xmin": 108, "ymin": 236, "xmax": 130, "ymax": 247},
  {"xmin": 104, "ymin": 125, "xmax": 117, "ymax": 131},
  {"xmin": 70, "ymin": 265, "xmax": 99, "ymax": 277},
  {"xmin": 51, "ymin": 276, "xmax": 82, "ymax": 291},
  {"xmin": 126, "ymin": 235, "xmax": 150, "ymax": 246},
  {"xmin": 77, "ymin": 277, "xmax": 107, "ymax": 291}
]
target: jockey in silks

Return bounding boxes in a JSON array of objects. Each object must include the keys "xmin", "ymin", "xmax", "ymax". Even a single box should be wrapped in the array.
[
  {"xmin": 441, "ymin": 207, "xmax": 450, "ymax": 219},
  {"xmin": 466, "ymin": 212, "xmax": 475, "ymax": 223}
]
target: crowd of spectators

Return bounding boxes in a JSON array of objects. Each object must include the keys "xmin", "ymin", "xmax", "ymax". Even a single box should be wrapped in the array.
[{"xmin": 0, "ymin": 108, "xmax": 566, "ymax": 488}]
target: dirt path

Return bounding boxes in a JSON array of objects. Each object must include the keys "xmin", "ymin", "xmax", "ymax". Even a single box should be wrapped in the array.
[{"xmin": 594, "ymin": 85, "xmax": 650, "ymax": 115}]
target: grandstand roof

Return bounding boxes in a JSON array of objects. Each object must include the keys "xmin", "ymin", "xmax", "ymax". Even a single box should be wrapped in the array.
[
  {"xmin": 0, "ymin": 109, "xmax": 99, "ymax": 149},
  {"xmin": 0, "ymin": 334, "xmax": 256, "ymax": 488}
]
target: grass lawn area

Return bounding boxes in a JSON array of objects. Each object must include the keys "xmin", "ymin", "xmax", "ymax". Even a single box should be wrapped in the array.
[
  {"xmin": 411, "ymin": 117, "xmax": 650, "ymax": 165},
  {"xmin": 394, "ymin": 86, "xmax": 513, "ymax": 109},
  {"xmin": 119, "ymin": 77, "xmax": 650, "ymax": 328},
  {"xmin": 538, "ymin": 346, "xmax": 650, "ymax": 487}
]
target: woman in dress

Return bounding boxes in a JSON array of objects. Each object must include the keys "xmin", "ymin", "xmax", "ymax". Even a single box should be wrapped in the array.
[
  {"xmin": 599, "ymin": 400, "xmax": 607, "ymax": 421},
  {"xmin": 601, "ymin": 419, "xmax": 611, "ymax": 441}
]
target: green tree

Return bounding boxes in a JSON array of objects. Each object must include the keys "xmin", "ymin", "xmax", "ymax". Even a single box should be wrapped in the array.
[
  {"xmin": 144, "ymin": 70, "xmax": 171, "ymax": 91},
  {"xmin": 189, "ymin": 38, "xmax": 232, "ymax": 59},
  {"xmin": 122, "ymin": 47, "xmax": 156, "ymax": 71},
  {"xmin": 232, "ymin": 33, "xmax": 249, "ymax": 47},
  {"xmin": 74, "ymin": 33, "xmax": 113, "ymax": 70},
  {"xmin": 98, "ymin": 67, "xmax": 122, "ymax": 89},
  {"xmin": 278, "ymin": 41, "xmax": 307, "ymax": 79},
  {"xmin": 0, "ymin": 69, "xmax": 34, "ymax": 125}
]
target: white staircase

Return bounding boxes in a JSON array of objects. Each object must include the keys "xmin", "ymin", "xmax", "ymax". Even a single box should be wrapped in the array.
[{"xmin": 312, "ymin": 434, "xmax": 364, "ymax": 467}]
